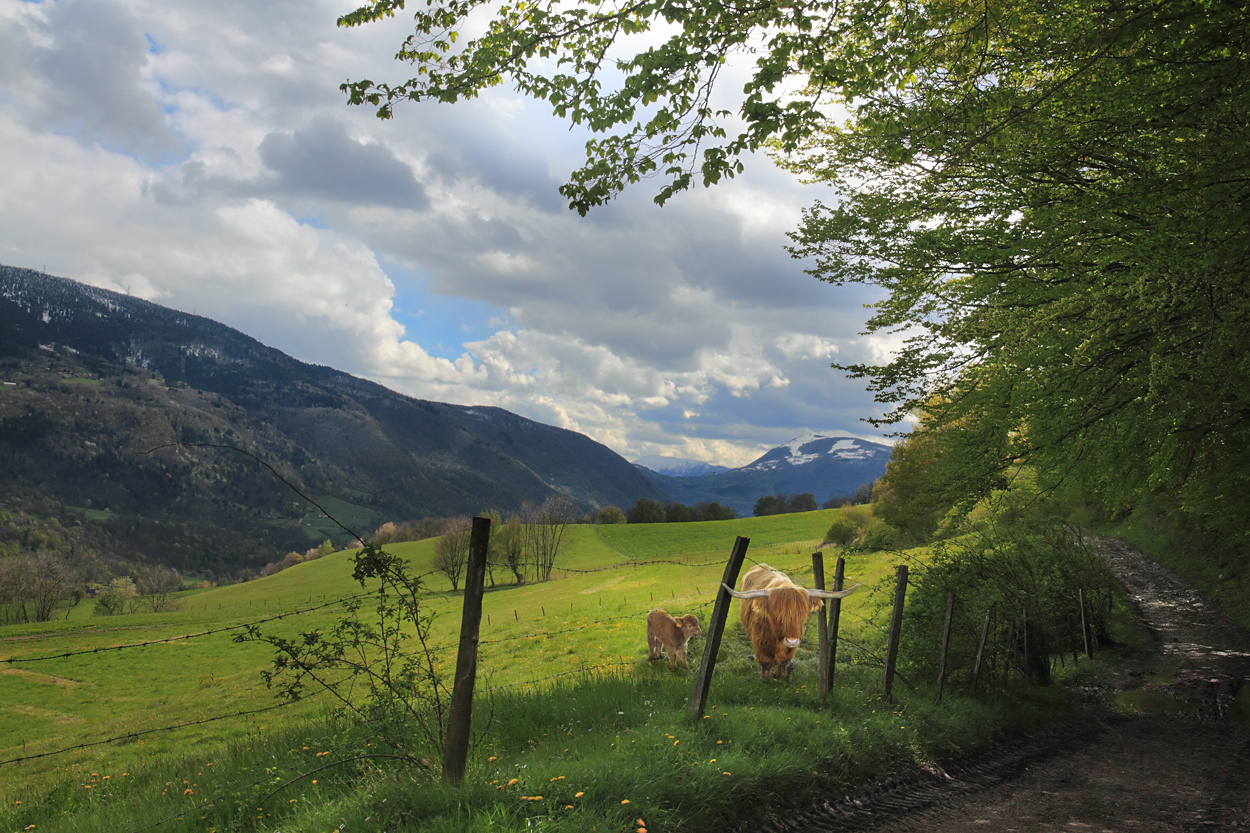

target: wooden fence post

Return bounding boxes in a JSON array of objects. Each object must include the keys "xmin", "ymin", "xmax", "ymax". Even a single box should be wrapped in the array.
[
  {"xmin": 828, "ymin": 556, "xmax": 846, "ymax": 690},
  {"xmin": 1022, "ymin": 603, "xmax": 1029, "ymax": 679},
  {"xmin": 935, "ymin": 590, "xmax": 955, "ymax": 702},
  {"xmin": 813, "ymin": 551, "xmax": 829, "ymax": 697},
  {"xmin": 971, "ymin": 606, "xmax": 992, "ymax": 693},
  {"xmin": 690, "ymin": 536, "xmax": 750, "ymax": 720},
  {"xmin": 815, "ymin": 553, "xmax": 847, "ymax": 698},
  {"xmin": 442, "ymin": 515, "xmax": 490, "ymax": 785},
  {"xmin": 883, "ymin": 564, "xmax": 908, "ymax": 701},
  {"xmin": 1079, "ymin": 588, "xmax": 1093, "ymax": 659}
]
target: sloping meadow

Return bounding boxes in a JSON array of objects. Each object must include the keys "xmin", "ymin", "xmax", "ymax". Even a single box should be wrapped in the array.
[{"xmin": 1, "ymin": 511, "xmax": 1086, "ymax": 831}]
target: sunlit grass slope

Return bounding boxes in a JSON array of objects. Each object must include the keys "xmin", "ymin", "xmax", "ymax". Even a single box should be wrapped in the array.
[{"xmin": 0, "ymin": 511, "xmax": 893, "ymax": 800}]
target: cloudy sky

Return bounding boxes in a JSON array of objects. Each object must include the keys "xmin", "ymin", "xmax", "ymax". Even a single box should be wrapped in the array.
[{"xmin": 0, "ymin": 0, "xmax": 899, "ymax": 467}]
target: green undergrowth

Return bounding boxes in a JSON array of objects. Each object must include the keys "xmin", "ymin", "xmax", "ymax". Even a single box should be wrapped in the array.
[
  {"xmin": 2, "ymin": 665, "xmax": 1078, "ymax": 833},
  {"xmin": 0, "ymin": 509, "xmax": 1151, "ymax": 832}
]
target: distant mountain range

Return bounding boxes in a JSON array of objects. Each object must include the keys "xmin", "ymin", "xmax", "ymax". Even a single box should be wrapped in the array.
[
  {"xmin": 633, "ymin": 432, "xmax": 891, "ymax": 515},
  {"xmin": 0, "ymin": 265, "xmax": 891, "ymax": 577},
  {"xmin": 0, "ymin": 265, "xmax": 666, "ymax": 575},
  {"xmin": 630, "ymin": 456, "xmax": 730, "ymax": 477}
]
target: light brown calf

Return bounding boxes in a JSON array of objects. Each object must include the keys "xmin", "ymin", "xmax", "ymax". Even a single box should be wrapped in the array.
[{"xmin": 646, "ymin": 608, "xmax": 702, "ymax": 669}]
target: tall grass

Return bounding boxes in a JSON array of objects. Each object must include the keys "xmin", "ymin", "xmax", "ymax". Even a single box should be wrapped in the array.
[{"xmin": 1, "ymin": 511, "xmax": 1121, "ymax": 831}]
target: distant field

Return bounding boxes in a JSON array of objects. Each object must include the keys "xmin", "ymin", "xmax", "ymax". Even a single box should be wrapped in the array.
[
  {"xmin": 0, "ymin": 512, "xmax": 896, "ymax": 801},
  {"xmin": 294, "ymin": 494, "xmax": 381, "ymax": 544}
]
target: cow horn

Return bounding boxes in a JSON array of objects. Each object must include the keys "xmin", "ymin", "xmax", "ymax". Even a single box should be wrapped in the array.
[
  {"xmin": 721, "ymin": 583, "xmax": 771, "ymax": 600},
  {"xmin": 807, "ymin": 583, "xmax": 861, "ymax": 600}
]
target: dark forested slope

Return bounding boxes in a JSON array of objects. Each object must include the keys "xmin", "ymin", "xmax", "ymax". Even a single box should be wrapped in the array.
[{"xmin": 0, "ymin": 265, "xmax": 665, "ymax": 575}]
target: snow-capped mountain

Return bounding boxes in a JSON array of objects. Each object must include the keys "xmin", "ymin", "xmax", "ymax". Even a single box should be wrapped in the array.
[
  {"xmin": 738, "ymin": 432, "xmax": 886, "ymax": 472},
  {"xmin": 631, "ymin": 455, "xmax": 730, "ymax": 477},
  {"xmin": 637, "ymin": 431, "xmax": 892, "ymax": 515}
]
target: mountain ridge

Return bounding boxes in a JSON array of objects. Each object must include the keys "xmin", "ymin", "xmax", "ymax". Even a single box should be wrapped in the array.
[
  {"xmin": 634, "ymin": 431, "xmax": 891, "ymax": 515},
  {"xmin": 0, "ymin": 265, "xmax": 666, "ymax": 575}
]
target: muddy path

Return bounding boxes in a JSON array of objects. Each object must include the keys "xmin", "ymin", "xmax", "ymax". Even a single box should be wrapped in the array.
[{"xmin": 761, "ymin": 538, "xmax": 1250, "ymax": 833}]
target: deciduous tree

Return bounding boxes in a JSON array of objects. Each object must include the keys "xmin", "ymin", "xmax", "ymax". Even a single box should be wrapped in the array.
[
  {"xmin": 525, "ymin": 494, "xmax": 577, "ymax": 581},
  {"xmin": 783, "ymin": 0, "xmax": 1250, "ymax": 536},
  {"xmin": 433, "ymin": 517, "xmax": 472, "ymax": 591},
  {"xmin": 340, "ymin": 0, "xmax": 1249, "ymax": 540},
  {"xmin": 136, "ymin": 565, "xmax": 183, "ymax": 613}
]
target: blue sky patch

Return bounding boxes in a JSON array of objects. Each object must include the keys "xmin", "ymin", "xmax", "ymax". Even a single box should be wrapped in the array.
[{"xmin": 383, "ymin": 263, "xmax": 510, "ymax": 359}]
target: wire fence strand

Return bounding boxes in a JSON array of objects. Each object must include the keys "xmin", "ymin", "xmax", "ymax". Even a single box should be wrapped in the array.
[{"xmin": 0, "ymin": 687, "xmax": 332, "ymax": 768}]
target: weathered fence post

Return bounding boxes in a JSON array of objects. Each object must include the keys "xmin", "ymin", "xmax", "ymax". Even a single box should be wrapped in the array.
[
  {"xmin": 690, "ymin": 536, "xmax": 750, "ymax": 719},
  {"xmin": 813, "ymin": 551, "xmax": 829, "ymax": 696},
  {"xmin": 935, "ymin": 590, "xmax": 955, "ymax": 702},
  {"xmin": 1079, "ymin": 588, "xmax": 1093, "ymax": 659},
  {"xmin": 1022, "ymin": 603, "xmax": 1029, "ymax": 680},
  {"xmin": 828, "ymin": 555, "xmax": 847, "ymax": 690},
  {"xmin": 883, "ymin": 564, "xmax": 908, "ymax": 701},
  {"xmin": 971, "ymin": 606, "xmax": 992, "ymax": 693},
  {"xmin": 442, "ymin": 515, "xmax": 490, "ymax": 785},
  {"xmin": 815, "ymin": 553, "xmax": 847, "ymax": 698}
]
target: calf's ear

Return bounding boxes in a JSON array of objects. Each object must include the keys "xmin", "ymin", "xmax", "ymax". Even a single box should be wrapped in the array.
[{"xmin": 808, "ymin": 596, "xmax": 824, "ymax": 613}]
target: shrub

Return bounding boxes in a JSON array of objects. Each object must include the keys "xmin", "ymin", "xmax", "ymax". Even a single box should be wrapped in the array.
[
  {"xmin": 595, "ymin": 505, "xmax": 626, "ymax": 525},
  {"xmin": 824, "ymin": 517, "xmax": 858, "ymax": 546},
  {"xmin": 93, "ymin": 577, "xmax": 138, "ymax": 616},
  {"xmin": 901, "ymin": 499, "xmax": 1116, "ymax": 688},
  {"xmin": 860, "ymin": 517, "xmax": 902, "ymax": 551}
]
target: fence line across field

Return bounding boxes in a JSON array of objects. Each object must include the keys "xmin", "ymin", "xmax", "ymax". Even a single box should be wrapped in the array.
[
  {"xmin": 0, "ymin": 686, "xmax": 333, "ymax": 768},
  {"xmin": 1, "ymin": 526, "xmax": 873, "ymax": 779},
  {"xmin": 1, "ymin": 590, "xmax": 377, "ymax": 664}
]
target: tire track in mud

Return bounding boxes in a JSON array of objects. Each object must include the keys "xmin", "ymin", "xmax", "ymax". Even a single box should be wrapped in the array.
[{"xmin": 751, "ymin": 538, "xmax": 1250, "ymax": 833}]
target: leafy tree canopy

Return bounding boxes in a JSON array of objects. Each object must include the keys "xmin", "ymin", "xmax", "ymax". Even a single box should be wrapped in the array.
[
  {"xmin": 337, "ymin": 0, "xmax": 918, "ymax": 213},
  {"xmin": 341, "ymin": 0, "xmax": 1249, "ymax": 538},
  {"xmin": 783, "ymin": 0, "xmax": 1249, "ymax": 536}
]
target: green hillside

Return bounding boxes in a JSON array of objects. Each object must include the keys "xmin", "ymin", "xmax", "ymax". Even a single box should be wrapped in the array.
[
  {"xmin": 0, "ymin": 510, "xmax": 1109, "ymax": 832},
  {"xmin": 0, "ymin": 514, "xmax": 872, "ymax": 790}
]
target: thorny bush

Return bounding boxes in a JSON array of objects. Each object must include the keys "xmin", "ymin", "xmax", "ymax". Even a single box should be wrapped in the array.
[{"xmin": 238, "ymin": 543, "xmax": 452, "ymax": 770}]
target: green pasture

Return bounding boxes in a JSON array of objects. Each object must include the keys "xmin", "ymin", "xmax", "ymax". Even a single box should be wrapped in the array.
[
  {"xmin": 296, "ymin": 495, "xmax": 380, "ymax": 545},
  {"xmin": 0, "ymin": 513, "xmax": 887, "ymax": 797},
  {"xmin": 0, "ymin": 510, "xmax": 1129, "ymax": 832}
]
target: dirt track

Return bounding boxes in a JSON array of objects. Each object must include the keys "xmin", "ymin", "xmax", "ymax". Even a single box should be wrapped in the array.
[{"xmin": 762, "ymin": 539, "xmax": 1250, "ymax": 833}]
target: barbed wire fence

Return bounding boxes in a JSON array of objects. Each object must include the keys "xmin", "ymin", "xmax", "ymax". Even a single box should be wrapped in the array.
[
  {"xmin": 1, "ymin": 461, "xmax": 891, "ymax": 832},
  {"xmin": 0, "ymin": 535, "xmax": 863, "ymax": 783}
]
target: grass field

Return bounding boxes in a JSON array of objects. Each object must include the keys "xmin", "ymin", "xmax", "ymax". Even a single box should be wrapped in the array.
[{"xmin": 0, "ymin": 511, "xmax": 1110, "ymax": 832}]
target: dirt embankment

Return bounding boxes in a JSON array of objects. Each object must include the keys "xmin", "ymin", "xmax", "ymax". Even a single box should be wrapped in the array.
[{"xmin": 762, "ymin": 538, "xmax": 1250, "ymax": 833}]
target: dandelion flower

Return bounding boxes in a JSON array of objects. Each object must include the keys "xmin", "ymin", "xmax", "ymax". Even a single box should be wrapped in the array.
[{"xmin": 575, "ymin": 792, "xmax": 584, "ymax": 798}]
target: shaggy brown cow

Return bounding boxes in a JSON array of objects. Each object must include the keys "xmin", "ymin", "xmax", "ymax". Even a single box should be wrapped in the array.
[
  {"xmin": 723, "ymin": 563, "xmax": 858, "ymax": 680},
  {"xmin": 646, "ymin": 608, "xmax": 702, "ymax": 669}
]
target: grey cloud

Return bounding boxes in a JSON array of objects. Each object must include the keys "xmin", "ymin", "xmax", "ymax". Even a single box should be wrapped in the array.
[
  {"xmin": 32, "ymin": 0, "xmax": 179, "ymax": 157},
  {"xmin": 426, "ymin": 126, "xmax": 565, "ymax": 212},
  {"xmin": 532, "ymin": 305, "xmax": 727, "ymax": 369},
  {"xmin": 258, "ymin": 118, "xmax": 428, "ymax": 209},
  {"xmin": 665, "ymin": 209, "xmax": 832, "ymax": 309}
]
